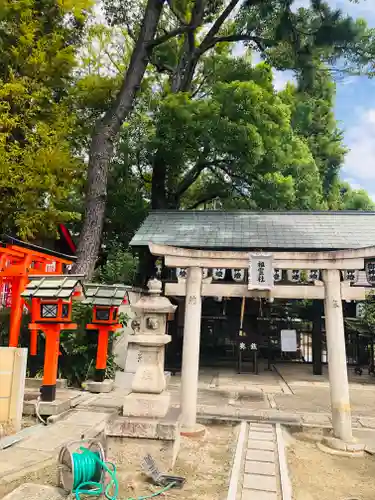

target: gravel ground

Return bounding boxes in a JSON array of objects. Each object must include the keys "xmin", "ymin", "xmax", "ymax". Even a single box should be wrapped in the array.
[
  {"xmin": 111, "ymin": 424, "xmax": 237, "ymax": 500},
  {"xmin": 286, "ymin": 435, "xmax": 375, "ymax": 500},
  {"xmin": 0, "ymin": 424, "xmax": 236, "ymax": 500}
]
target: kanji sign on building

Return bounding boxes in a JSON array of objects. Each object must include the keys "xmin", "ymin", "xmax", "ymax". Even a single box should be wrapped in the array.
[{"xmin": 248, "ymin": 253, "xmax": 273, "ymax": 290}]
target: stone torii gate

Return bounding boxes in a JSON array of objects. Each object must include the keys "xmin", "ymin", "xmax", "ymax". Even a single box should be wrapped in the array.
[{"xmin": 149, "ymin": 242, "xmax": 375, "ymax": 446}]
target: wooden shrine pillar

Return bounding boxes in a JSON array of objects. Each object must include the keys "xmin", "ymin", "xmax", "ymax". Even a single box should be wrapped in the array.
[{"xmin": 312, "ymin": 300, "xmax": 323, "ymax": 375}]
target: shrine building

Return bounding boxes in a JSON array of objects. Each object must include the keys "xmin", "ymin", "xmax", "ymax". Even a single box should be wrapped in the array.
[{"xmin": 130, "ymin": 210, "xmax": 375, "ymax": 441}]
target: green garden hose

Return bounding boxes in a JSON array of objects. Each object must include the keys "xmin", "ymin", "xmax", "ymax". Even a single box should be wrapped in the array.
[{"xmin": 72, "ymin": 447, "xmax": 176, "ymax": 500}]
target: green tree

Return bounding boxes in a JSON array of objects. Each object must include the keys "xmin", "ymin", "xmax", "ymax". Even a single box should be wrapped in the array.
[
  {"xmin": 0, "ymin": 0, "xmax": 91, "ymax": 239},
  {"xmin": 280, "ymin": 68, "xmax": 347, "ymax": 209},
  {"xmin": 74, "ymin": 0, "xmax": 375, "ymax": 276},
  {"xmin": 339, "ymin": 182, "xmax": 375, "ymax": 211},
  {"xmin": 123, "ymin": 57, "xmax": 323, "ymax": 211}
]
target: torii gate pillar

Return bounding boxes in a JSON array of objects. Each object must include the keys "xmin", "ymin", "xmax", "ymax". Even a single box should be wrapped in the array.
[
  {"xmin": 323, "ymin": 269, "xmax": 353, "ymax": 442},
  {"xmin": 180, "ymin": 266, "xmax": 205, "ymax": 436}
]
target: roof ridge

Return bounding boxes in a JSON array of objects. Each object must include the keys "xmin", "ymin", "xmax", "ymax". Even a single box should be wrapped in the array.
[{"xmin": 148, "ymin": 210, "xmax": 375, "ymax": 215}]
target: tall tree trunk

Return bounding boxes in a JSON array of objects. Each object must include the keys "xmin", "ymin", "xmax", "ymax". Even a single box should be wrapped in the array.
[
  {"xmin": 151, "ymin": 152, "xmax": 169, "ymax": 209},
  {"xmin": 73, "ymin": 0, "xmax": 165, "ymax": 277}
]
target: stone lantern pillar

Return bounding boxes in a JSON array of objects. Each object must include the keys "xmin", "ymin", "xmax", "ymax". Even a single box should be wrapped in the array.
[{"xmin": 123, "ymin": 278, "xmax": 176, "ymax": 418}]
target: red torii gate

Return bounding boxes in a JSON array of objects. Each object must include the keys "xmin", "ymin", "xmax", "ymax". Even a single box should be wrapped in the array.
[{"xmin": 0, "ymin": 236, "xmax": 75, "ymax": 347}]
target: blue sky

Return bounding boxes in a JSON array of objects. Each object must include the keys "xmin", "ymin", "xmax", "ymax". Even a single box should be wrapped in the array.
[
  {"xmin": 293, "ymin": 0, "xmax": 375, "ymax": 199},
  {"xmin": 236, "ymin": 0, "xmax": 375, "ymax": 199}
]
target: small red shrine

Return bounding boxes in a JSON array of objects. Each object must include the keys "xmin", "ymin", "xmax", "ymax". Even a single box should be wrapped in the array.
[
  {"xmin": 82, "ymin": 283, "xmax": 130, "ymax": 382},
  {"xmin": 21, "ymin": 275, "xmax": 84, "ymax": 402}
]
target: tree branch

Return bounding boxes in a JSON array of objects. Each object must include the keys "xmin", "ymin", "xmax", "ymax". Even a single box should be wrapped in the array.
[
  {"xmin": 206, "ymin": 34, "xmax": 267, "ymax": 52},
  {"xmin": 199, "ymin": 0, "xmax": 241, "ymax": 52},
  {"xmin": 187, "ymin": 194, "xmax": 221, "ymax": 210},
  {"xmin": 175, "ymin": 159, "xmax": 209, "ymax": 198},
  {"xmin": 148, "ymin": 25, "xmax": 192, "ymax": 49}
]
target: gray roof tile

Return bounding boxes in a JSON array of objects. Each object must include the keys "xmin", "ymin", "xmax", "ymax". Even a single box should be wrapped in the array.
[
  {"xmin": 82, "ymin": 283, "xmax": 130, "ymax": 306},
  {"xmin": 130, "ymin": 210, "xmax": 375, "ymax": 251}
]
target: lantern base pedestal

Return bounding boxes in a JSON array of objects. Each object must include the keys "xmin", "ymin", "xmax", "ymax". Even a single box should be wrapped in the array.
[
  {"xmin": 106, "ymin": 407, "xmax": 181, "ymax": 469},
  {"xmin": 123, "ymin": 392, "xmax": 170, "ymax": 419},
  {"xmin": 85, "ymin": 379, "xmax": 114, "ymax": 394},
  {"xmin": 35, "ymin": 399, "xmax": 71, "ymax": 417}
]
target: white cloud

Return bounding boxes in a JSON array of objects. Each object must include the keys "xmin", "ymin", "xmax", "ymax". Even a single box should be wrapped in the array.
[{"xmin": 343, "ymin": 108, "xmax": 375, "ymax": 182}]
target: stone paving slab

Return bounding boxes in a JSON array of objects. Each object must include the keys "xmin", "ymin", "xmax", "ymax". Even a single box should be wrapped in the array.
[
  {"xmin": 243, "ymin": 473, "xmax": 277, "ymax": 492},
  {"xmin": 0, "ymin": 448, "xmax": 51, "ymax": 478},
  {"xmin": 248, "ymin": 431, "xmax": 275, "ymax": 441},
  {"xmin": 16, "ymin": 424, "xmax": 94, "ymax": 451},
  {"xmin": 245, "ymin": 461, "xmax": 276, "ymax": 475},
  {"xmin": 246, "ymin": 448, "xmax": 275, "ymax": 462},
  {"xmin": 242, "ymin": 491, "xmax": 277, "ymax": 500},
  {"xmin": 248, "ymin": 439, "xmax": 275, "ymax": 451},
  {"xmin": 2, "ymin": 484, "xmax": 66, "ymax": 500}
]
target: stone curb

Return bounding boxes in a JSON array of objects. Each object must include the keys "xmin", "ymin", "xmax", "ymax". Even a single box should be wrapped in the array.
[
  {"xmin": 275, "ymin": 424, "xmax": 292, "ymax": 500},
  {"xmin": 197, "ymin": 413, "xmax": 301, "ymax": 426},
  {"xmin": 227, "ymin": 422, "xmax": 248, "ymax": 500}
]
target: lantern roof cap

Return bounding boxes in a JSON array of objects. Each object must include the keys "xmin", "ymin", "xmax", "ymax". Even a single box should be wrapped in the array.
[
  {"xmin": 131, "ymin": 279, "xmax": 176, "ymax": 314},
  {"xmin": 21, "ymin": 274, "xmax": 84, "ymax": 299},
  {"xmin": 82, "ymin": 283, "xmax": 131, "ymax": 306}
]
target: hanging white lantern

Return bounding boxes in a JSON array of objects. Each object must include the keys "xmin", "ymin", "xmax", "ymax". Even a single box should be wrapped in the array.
[
  {"xmin": 176, "ymin": 268, "xmax": 187, "ymax": 282},
  {"xmin": 356, "ymin": 302, "xmax": 366, "ymax": 319},
  {"xmin": 231, "ymin": 269, "xmax": 245, "ymax": 282},
  {"xmin": 307, "ymin": 270, "xmax": 320, "ymax": 282},
  {"xmin": 287, "ymin": 269, "xmax": 301, "ymax": 283},
  {"xmin": 213, "ymin": 268, "xmax": 226, "ymax": 280},
  {"xmin": 342, "ymin": 270, "xmax": 359, "ymax": 283},
  {"xmin": 366, "ymin": 261, "xmax": 375, "ymax": 285},
  {"xmin": 273, "ymin": 268, "xmax": 282, "ymax": 282}
]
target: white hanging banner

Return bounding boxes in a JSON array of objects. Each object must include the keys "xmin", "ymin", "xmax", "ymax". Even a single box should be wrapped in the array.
[
  {"xmin": 281, "ymin": 329, "xmax": 297, "ymax": 352},
  {"xmin": 287, "ymin": 269, "xmax": 301, "ymax": 283},
  {"xmin": 248, "ymin": 253, "xmax": 273, "ymax": 290},
  {"xmin": 213, "ymin": 268, "xmax": 226, "ymax": 280},
  {"xmin": 232, "ymin": 269, "xmax": 245, "ymax": 282}
]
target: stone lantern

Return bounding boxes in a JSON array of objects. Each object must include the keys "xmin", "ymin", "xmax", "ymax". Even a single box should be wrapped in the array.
[{"xmin": 123, "ymin": 278, "xmax": 176, "ymax": 419}]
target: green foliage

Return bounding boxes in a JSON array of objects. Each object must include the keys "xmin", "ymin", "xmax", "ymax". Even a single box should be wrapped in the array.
[
  {"xmin": 96, "ymin": 246, "xmax": 139, "ymax": 285},
  {"xmin": 280, "ymin": 67, "xmax": 347, "ymax": 207},
  {"xmin": 339, "ymin": 182, "xmax": 375, "ymax": 211},
  {"xmin": 0, "ymin": 0, "xmax": 91, "ymax": 239}
]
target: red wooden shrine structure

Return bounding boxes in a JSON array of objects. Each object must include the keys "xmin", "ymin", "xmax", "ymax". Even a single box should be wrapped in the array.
[{"xmin": 0, "ymin": 235, "xmax": 75, "ymax": 348}]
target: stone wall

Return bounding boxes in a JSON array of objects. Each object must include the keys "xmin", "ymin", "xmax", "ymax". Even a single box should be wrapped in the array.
[{"xmin": 0, "ymin": 347, "xmax": 27, "ymax": 432}]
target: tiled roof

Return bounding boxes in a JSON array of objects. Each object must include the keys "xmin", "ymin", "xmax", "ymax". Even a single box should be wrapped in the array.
[
  {"xmin": 21, "ymin": 275, "xmax": 83, "ymax": 299},
  {"xmin": 130, "ymin": 211, "xmax": 375, "ymax": 250},
  {"xmin": 82, "ymin": 283, "xmax": 130, "ymax": 306}
]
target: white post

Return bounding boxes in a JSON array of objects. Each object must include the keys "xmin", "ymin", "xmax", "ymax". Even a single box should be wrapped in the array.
[
  {"xmin": 322, "ymin": 269, "xmax": 352, "ymax": 442},
  {"xmin": 181, "ymin": 266, "xmax": 203, "ymax": 430}
]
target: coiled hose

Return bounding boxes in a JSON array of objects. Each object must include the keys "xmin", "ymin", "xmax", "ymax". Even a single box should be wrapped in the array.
[{"xmin": 72, "ymin": 447, "xmax": 175, "ymax": 500}]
